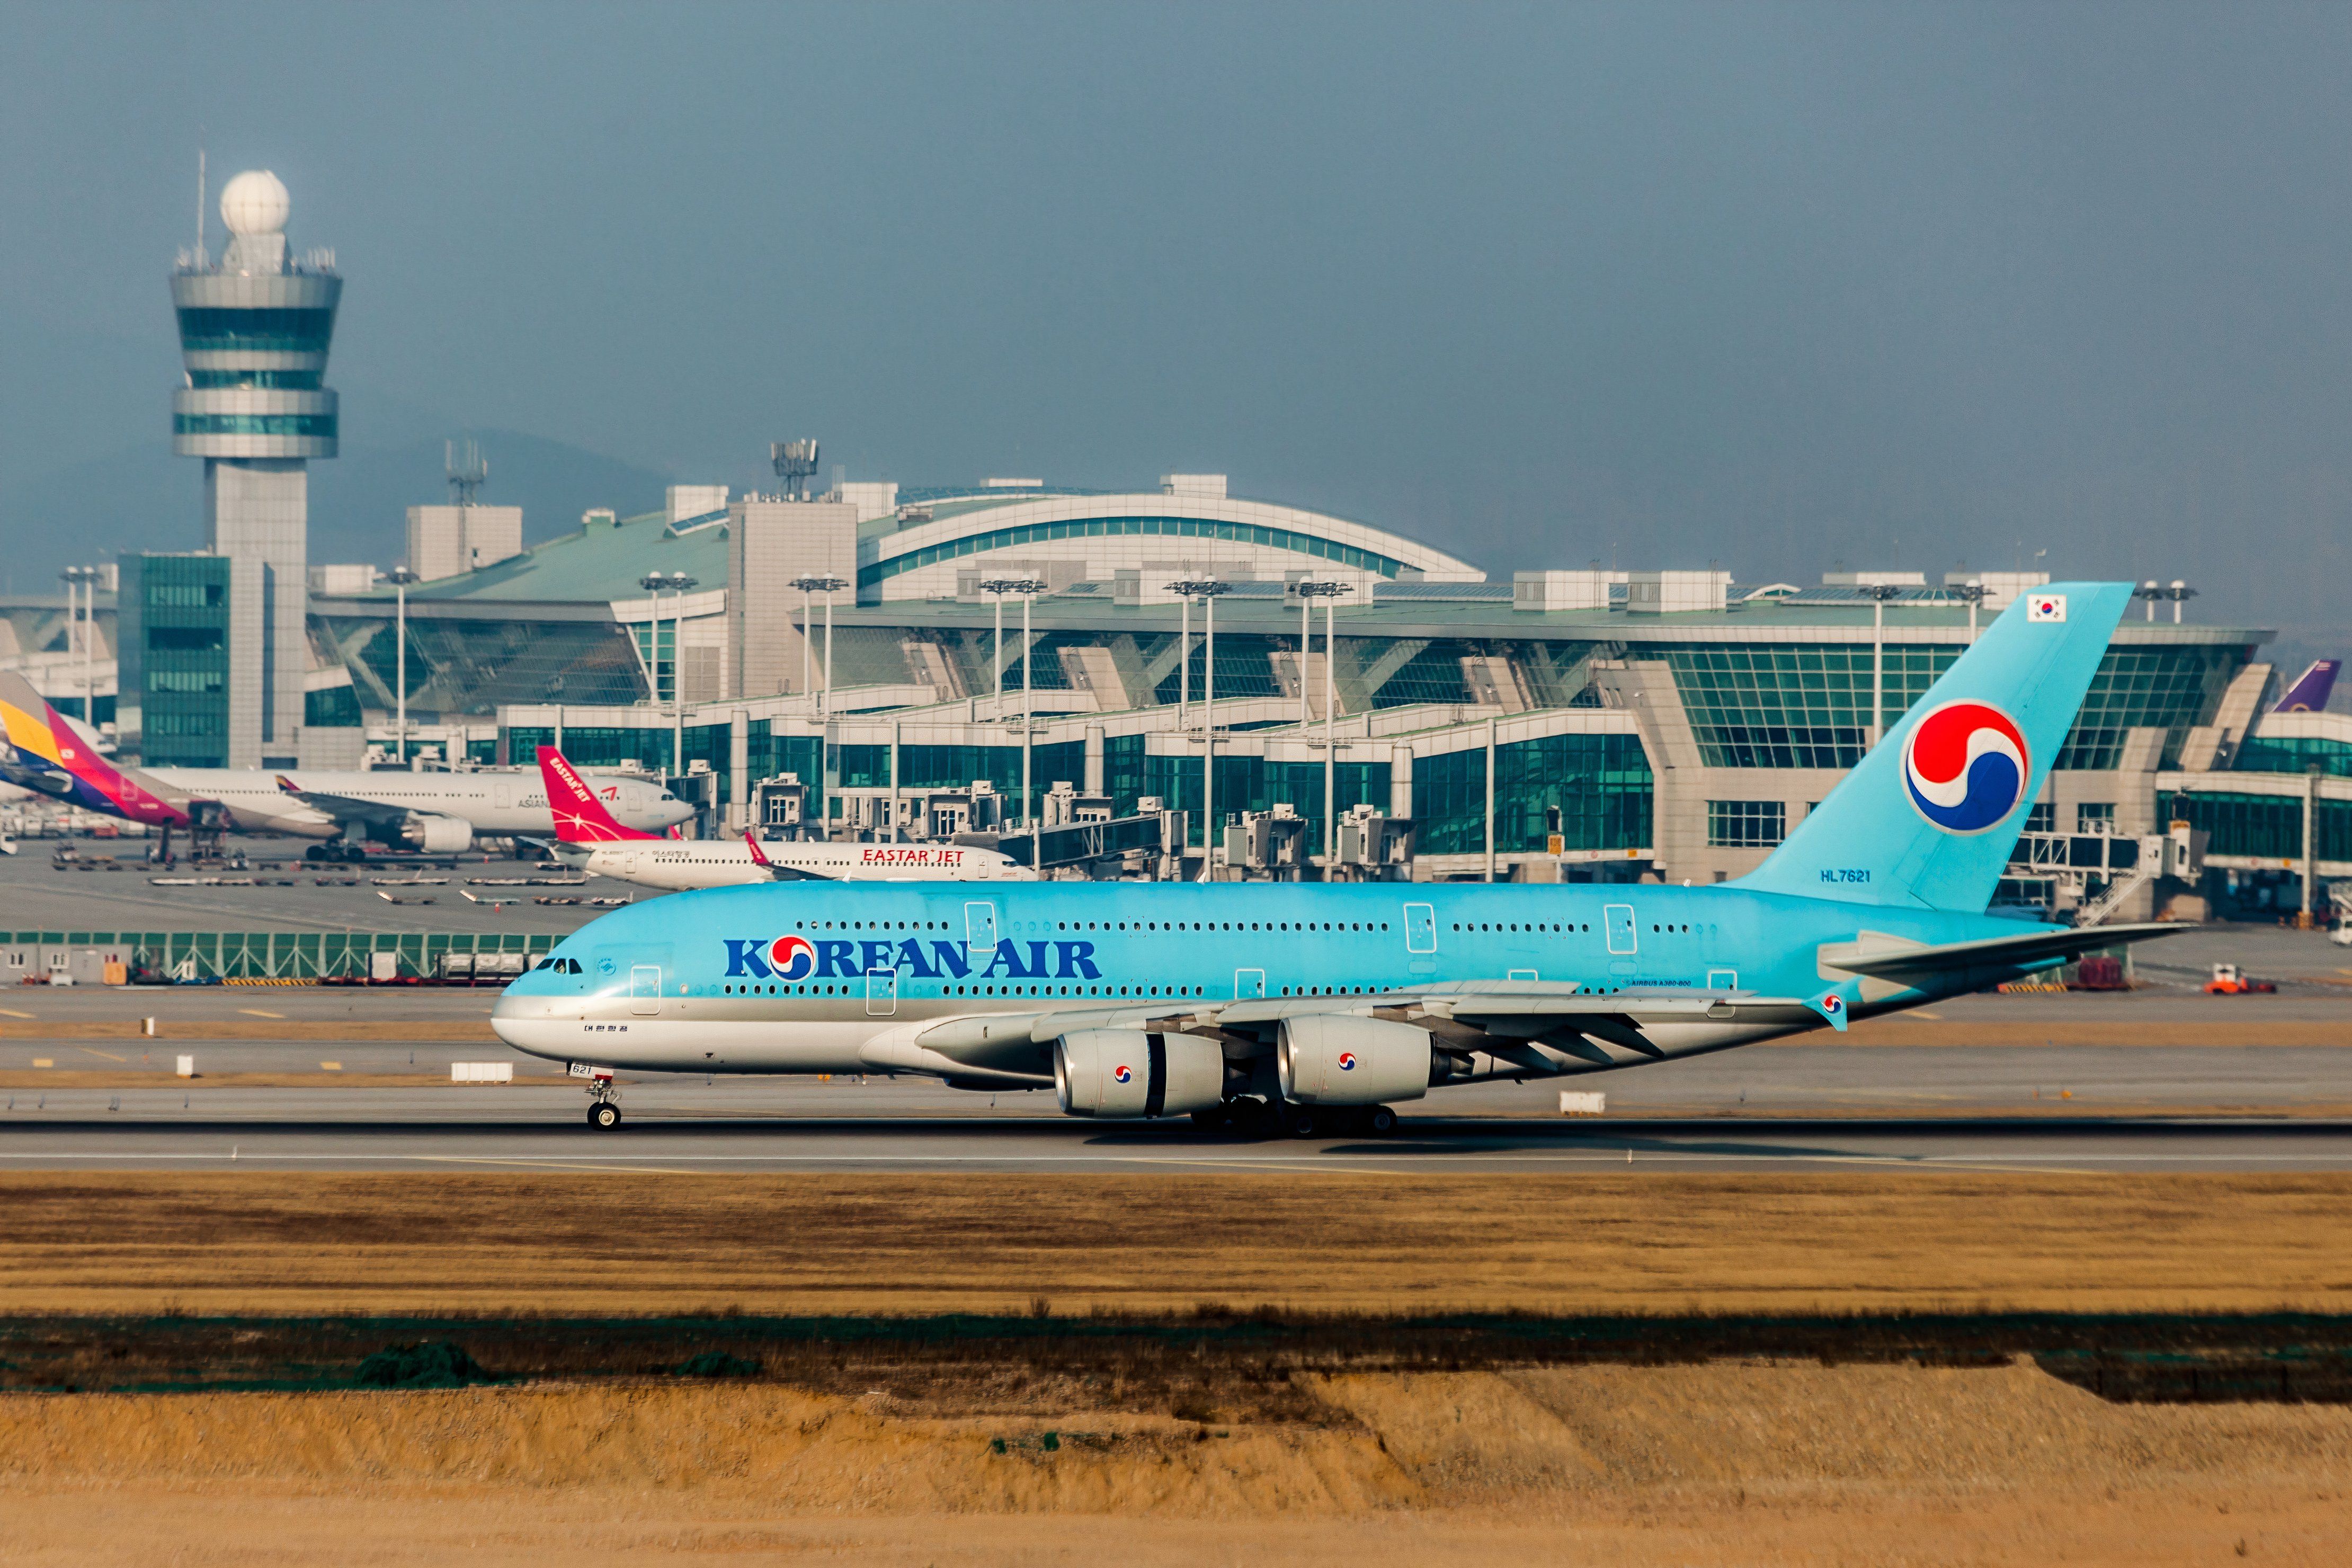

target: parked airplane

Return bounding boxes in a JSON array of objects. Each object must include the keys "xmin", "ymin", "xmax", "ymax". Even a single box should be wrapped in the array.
[
  {"xmin": 0, "ymin": 672, "xmax": 216, "ymax": 833},
  {"xmin": 135, "ymin": 764, "xmax": 696, "ymax": 854},
  {"xmin": 495, "ymin": 582, "xmax": 2185, "ymax": 1135},
  {"xmin": 533, "ymin": 745, "xmax": 1031, "ymax": 888},
  {"xmin": 0, "ymin": 672, "xmax": 693, "ymax": 853},
  {"xmin": 2271, "ymin": 659, "xmax": 2341, "ymax": 714}
]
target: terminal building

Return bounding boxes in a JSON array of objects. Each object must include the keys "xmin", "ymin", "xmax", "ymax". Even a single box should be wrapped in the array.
[{"xmin": 259, "ymin": 460, "xmax": 2336, "ymax": 920}]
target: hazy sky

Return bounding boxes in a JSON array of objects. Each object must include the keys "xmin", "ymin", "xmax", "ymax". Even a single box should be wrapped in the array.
[{"xmin": 5, "ymin": 2, "xmax": 2351, "ymax": 643}]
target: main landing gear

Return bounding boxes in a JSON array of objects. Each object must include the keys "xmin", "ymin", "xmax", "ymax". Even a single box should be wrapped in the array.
[
  {"xmin": 1193, "ymin": 1098, "xmax": 1397, "ymax": 1139},
  {"xmin": 584, "ymin": 1073, "xmax": 622, "ymax": 1130}
]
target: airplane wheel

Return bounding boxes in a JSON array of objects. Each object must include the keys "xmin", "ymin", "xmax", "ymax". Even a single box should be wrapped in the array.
[
  {"xmin": 587, "ymin": 1102, "xmax": 621, "ymax": 1130},
  {"xmin": 1280, "ymin": 1104, "xmax": 1318, "ymax": 1140},
  {"xmin": 1366, "ymin": 1106, "xmax": 1398, "ymax": 1136}
]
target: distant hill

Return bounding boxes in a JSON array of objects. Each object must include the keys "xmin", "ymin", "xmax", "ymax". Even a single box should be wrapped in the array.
[{"xmin": 0, "ymin": 428, "xmax": 673, "ymax": 586}]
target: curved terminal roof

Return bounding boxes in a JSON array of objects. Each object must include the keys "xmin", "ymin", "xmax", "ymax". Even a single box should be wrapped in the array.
[{"xmin": 860, "ymin": 491, "xmax": 1485, "ymax": 598}]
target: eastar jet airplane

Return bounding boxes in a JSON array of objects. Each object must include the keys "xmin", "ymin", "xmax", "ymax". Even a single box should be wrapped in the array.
[
  {"xmin": 496, "ymin": 583, "xmax": 2187, "ymax": 1134},
  {"xmin": 534, "ymin": 745, "xmax": 1032, "ymax": 889}
]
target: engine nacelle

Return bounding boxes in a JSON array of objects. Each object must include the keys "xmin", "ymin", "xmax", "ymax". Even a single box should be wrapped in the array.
[
  {"xmin": 1277, "ymin": 1014, "xmax": 1432, "ymax": 1106},
  {"xmin": 1054, "ymin": 1029, "xmax": 1227, "ymax": 1119},
  {"xmin": 398, "ymin": 812, "xmax": 475, "ymax": 853}
]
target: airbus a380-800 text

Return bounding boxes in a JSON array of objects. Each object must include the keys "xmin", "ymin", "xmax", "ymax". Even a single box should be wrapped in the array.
[{"xmin": 494, "ymin": 582, "xmax": 2181, "ymax": 1135}]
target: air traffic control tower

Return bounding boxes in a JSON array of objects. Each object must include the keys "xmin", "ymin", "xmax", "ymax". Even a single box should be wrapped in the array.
[{"xmin": 168, "ymin": 169, "xmax": 338, "ymax": 768}]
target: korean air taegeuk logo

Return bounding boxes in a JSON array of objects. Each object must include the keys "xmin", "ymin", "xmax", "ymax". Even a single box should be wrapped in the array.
[{"xmin": 1902, "ymin": 700, "xmax": 2029, "ymax": 835}]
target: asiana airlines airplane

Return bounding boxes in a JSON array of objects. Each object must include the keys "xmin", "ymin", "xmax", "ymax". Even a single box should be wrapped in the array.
[{"xmin": 493, "ymin": 582, "xmax": 2184, "ymax": 1136}]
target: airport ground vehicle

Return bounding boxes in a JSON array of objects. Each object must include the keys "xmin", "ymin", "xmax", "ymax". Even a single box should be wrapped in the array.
[
  {"xmin": 2204, "ymin": 963, "xmax": 2277, "ymax": 995},
  {"xmin": 494, "ymin": 583, "xmax": 2187, "ymax": 1133}
]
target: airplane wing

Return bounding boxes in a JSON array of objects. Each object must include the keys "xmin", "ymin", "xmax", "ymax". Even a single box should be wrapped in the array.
[
  {"xmin": 274, "ymin": 775, "xmax": 405, "ymax": 829},
  {"xmin": 742, "ymin": 831, "xmax": 831, "ymax": 881},
  {"xmin": 880, "ymin": 984, "xmax": 1832, "ymax": 1080},
  {"xmin": 1823, "ymin": 921, "xmax": 2186, "ymax": 986}
]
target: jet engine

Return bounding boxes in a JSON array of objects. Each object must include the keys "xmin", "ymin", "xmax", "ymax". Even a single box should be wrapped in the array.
[
  {"xmin": 398, "ymin": 812, "xmax": 475, "ymax": 853},
  {"xmin": 1054, "ymin": 1029, "xmax": 1227, "ymax": 1119},
  {"xmin": 1277, "ymin": 1014, "xmax": 1433, "ymax": 1106}
]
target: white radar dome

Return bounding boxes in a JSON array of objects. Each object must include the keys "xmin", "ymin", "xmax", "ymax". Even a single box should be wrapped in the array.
[{"xmin": 219, "ymin": 170, "xmax": 290, "ymax": 236}]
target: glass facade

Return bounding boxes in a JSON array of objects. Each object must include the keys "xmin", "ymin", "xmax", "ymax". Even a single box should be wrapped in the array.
[
  {"xmin": 171, "ymin": 413, "xmax": 337, "ymax": 439},
  {"xmin": 186, "ymin": 370, "xmax": 322, "ymax": 389},
  {"xmin": 2159, "ymin": 789, "xmax": 2352, "ymax": 862},
  {"xmin": 866, "ymin": 516, "xmax": 1408, "ymax": 591},
  {"xmin": 1666, "ymin": 641, "xmax": 2243, "ymax": 771},
  {"xmin": 1143, "ymin": 752, "xmax": 1389, "ymax": 849},
  {"xmin": 1414, "ymin": 733, "xmax": 1652, "ymax": 857},
  {"xmin": 174, "ymin": 307, "xmax": 334, "ymax": 354},
  {"xmin": 316, "ymin": 613, "xmax": 648, "ymax": 718},
  {"xmin": 2235, "ymin": 734, "xmax": 2352, "ymax": 778},
  {"xmin": 1708, "ymin": 800, "xmax": 1786, "ymax": 847},
  {"xmin": 629, "ymin": 622, "xmax": 675, "ymax": 702},
  {"xmin": 502, "ymin": 726, "xmax": 675, "ymax": 771},
  {"xmin": 131, "ymin": 555, "xmax": 231, "ymax": 767},
  {"xmin": 1104, "ymin": 732, "xmax": 1149, "ymax": 816},
  {"xmin": 2055, "ymin": 646, "xmax": 2245, "ymax": 770},
  {"xmin": 1667, "ymin": 643, "xmax": 1957, "ymax": 770}
]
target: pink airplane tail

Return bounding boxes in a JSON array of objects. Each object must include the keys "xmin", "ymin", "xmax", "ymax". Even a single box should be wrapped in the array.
[{"xmin": 535, "ymin": 746, "xmax": 660, "ymax": 843}]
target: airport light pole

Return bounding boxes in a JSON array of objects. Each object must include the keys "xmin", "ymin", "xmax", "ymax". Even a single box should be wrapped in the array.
[
  {"xmin": 2137, "ymin": 581, "xmax": 2164, "ymax": 623},
  {"xmin": 2165, "ymin": 580, "xmax": 2197, "ymax": 624},
  {"xmin": 386, "ymin": 566, "xmax": 419, "ymax": 764},
  {"xmin": 1949, "ymin": 581, "xmax": 1989, "ymax": 644},
  {"xmin": 979, "ymin": 578, "xmax": 1048, "ymax": 853},
  {"xmin": 1177, "ymin": 591, "xmax": 1191, "ymax": 729},
  {"xmin": 640, "ymin": 572, "xmax": 697, "ymax": 778},
  {"xmin": 791, "ymin": 574, "xmax": 850, "ymax": 833},
  {"xmin": 1859, "ymin": 584, "xmax": 1904, "ymax": 753},
  {"xmin": 1296, "ymin": 581, "xmax": 1353, "ymax": 866},
  {"xmin": 59, "ymin": 566, "xmax": 97, "ymax": 726},
  {"xmin": 1167, "ymin": 579, "xmax": 1227, "ymax": 876}
]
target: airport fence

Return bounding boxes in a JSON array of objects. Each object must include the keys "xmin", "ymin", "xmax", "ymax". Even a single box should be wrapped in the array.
[{"xmin": 2, "ymin": 931, "xmax": 559, "ymax": 984}]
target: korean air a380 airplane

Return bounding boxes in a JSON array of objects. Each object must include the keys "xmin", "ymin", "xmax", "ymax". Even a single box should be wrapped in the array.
[{"xmin": 494, "ymin": 582, "xmax": 2184, "ymax": 1135}]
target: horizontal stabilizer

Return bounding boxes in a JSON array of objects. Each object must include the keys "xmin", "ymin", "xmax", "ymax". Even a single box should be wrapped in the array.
[{"xmin": 1829, "ymin": 921, "xmax": 2185, "ymax": 984}]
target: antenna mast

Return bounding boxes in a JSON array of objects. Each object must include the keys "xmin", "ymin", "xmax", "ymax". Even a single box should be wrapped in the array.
[
  {"xmin": 770, "ymin": 439, "xmax": 819, "ymax": 502},
  {"xmin": 445, "ymin": 438, "xmax": 488, "ymax": 505},
  {"xmin": 195, "ymin": 148, "xmax": 206, "ymax": 265}
]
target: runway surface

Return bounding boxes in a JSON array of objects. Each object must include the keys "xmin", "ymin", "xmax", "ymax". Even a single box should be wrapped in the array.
[{"xmin": 0, "ymin": 1112, "xmax": 2346, "ymax": 1173}]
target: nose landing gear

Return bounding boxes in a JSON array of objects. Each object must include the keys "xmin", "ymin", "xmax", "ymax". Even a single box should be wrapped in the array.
[{"xmin": 587, "ymin": 1100, "xmax": 622, "ymax": 1129}]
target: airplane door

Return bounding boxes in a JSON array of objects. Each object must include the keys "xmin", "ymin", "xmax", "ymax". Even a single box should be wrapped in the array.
[
  {"xmin": 1605, "ymin": 905, "xmax": 1637, "ymax": 956},
  {"xmin": 1234, "ymin": 968, "xmax": 1266, "ymax": 999},
  {"xmin": 629, "ymin": 965, "xmax": 662, "ymax": 1015},
  {"xmin": 493, "ymin": 779, "xmax": 513, "ymax": 813},
  {"xmin": 1403, "ymin": 903, "xmax": 1436, "ymax": 954},
  {"xmin": 866, "ymin": 968, "xmax": 898, "ymax": 1017},
  {"xmin": 965, "ymin": 901, "xmax": 998, "ymax": 954},
  {"xmin": 1707, "ymin": 968, "xmax": 1739, "ymax": 992}
]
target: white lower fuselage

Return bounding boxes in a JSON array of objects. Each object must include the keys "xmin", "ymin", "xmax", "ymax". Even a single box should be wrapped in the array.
[{"xmin": 558, "ymin": 840, "xmax": 1031, "ymax": 890}]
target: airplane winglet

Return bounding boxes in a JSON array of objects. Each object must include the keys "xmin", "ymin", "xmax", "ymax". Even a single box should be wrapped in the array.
[
  {"xmin": 1806, "ymin": 990, "xmax": 1850, "ymax": 1032},
  {"xmin": 744, "ymin": 831, "xmax": 773, "ymax": 868}
]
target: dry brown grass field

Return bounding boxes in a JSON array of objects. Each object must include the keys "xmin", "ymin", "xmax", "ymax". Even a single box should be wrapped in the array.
[
  {"xmin": 2, "ymin": 1171, "xmax": 2348, "ymax": 1317},
  {"xmin": 2, "ymin": 1361, "xmax": 2348, "ymax": 1565}
]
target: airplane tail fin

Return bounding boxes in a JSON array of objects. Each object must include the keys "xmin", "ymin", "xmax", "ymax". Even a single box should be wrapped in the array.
[
  {"xmin": 536, "ymin": 746, "xmax": 659, "ymax": 843},
  {"xmin": 0, "ymin": 671, "xmax": 195, "ymax": 825},
  {"xmin": 2271, "ymin": 658, "xmax": 2340, "ymax": 714},
  {"xmin": 1733, "ymin": 582, "xmax": 2135, "ymax": 912}
]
